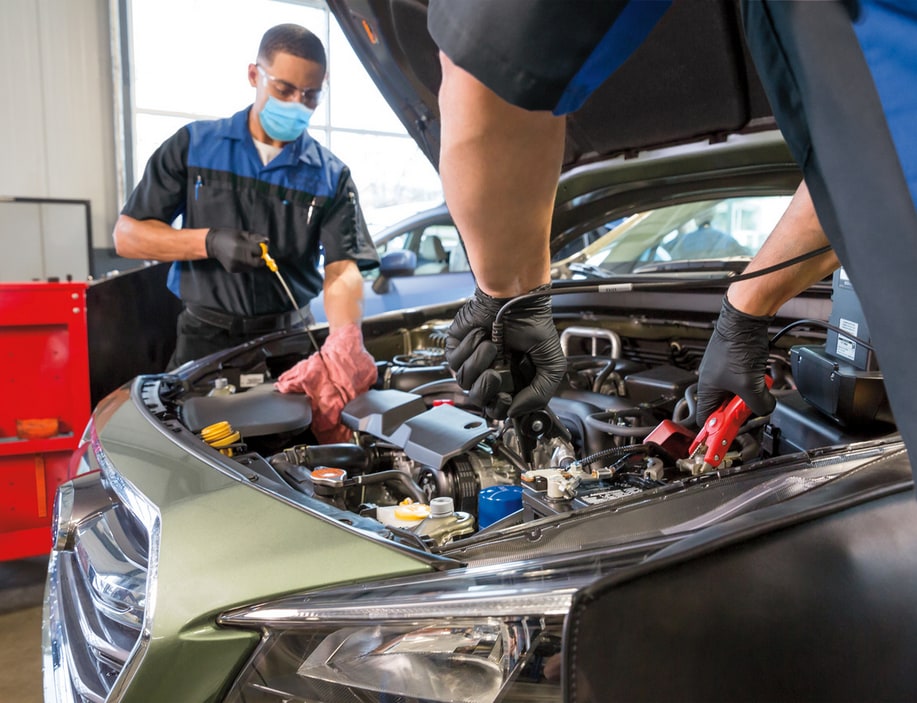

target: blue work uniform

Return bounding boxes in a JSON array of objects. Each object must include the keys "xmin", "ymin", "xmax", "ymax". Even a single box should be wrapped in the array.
[
  {"xmin": 427, "ymin": 0, "xmax": 672, "ymax": 115},
  {"xmin": 431, "ymin": 0, "xmax": 917, "ymax": 478},
  {"xmin": 740, "ymin": 0, "xmax": 917, "ymax": 479},
  {"xmin": 122, "ymin": 106, "xmax": 379, "ymax": 367}
]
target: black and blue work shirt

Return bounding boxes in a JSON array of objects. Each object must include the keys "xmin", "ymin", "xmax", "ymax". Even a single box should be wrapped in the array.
[{"xmin": 122, "ymin": 107, "xmax": 379, "ymax": 317}]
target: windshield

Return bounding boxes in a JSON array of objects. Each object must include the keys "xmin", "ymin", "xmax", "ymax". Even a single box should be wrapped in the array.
[{"xmin": 557, "ymin": 195, "xmax": 792, "ymax": 276}]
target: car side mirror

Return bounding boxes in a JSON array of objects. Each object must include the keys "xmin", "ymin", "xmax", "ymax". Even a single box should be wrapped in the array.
[{"xmin": 372, "ymin": 250, "xmax": 417, "ymax": 294}]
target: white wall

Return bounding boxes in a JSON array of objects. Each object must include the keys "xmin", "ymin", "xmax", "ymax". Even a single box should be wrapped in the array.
[{"xmin": 0, "ymin": 0, "xmax": 117, "ymax": 280}]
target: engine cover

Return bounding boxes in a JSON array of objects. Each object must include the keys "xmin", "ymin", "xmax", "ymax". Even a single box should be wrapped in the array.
[{"xmin": 341, "ymin": 389, "xmax": 491, "ymax": 469}]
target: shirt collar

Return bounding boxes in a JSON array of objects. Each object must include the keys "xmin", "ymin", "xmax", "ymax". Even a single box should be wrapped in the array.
[{"xmin": 227, "ymin": 106, "xmax": 322, "ymax": 168}]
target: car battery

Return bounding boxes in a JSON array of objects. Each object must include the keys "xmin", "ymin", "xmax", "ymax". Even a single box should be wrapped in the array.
[
  {"xmin": 521, "ymin": 476, "xmax": 643, "ymax": 521},
  {"xmin": 826, "ymin": 268, "xmax": 879, "ymax": 371}
]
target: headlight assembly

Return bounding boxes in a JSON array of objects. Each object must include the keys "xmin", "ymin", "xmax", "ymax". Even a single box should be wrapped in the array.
[
  {"xmin": 222, "ymin": 618, "xmax": 559, "ymax": 703},
  {"xmin": 220, "ymin": 564, "xmax": 577, "ymax": 703}
]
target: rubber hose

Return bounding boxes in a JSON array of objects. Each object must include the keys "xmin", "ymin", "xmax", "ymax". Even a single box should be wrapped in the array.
[
  {"xmin": 680, "ymin": 383, "xmax": 699, "ymax": 427},
  {"xmin": 268, "ymin": 457, "xmax": 315, "ymax": 496},
  {"xmin": 294, "ymin": 443, "xmax": 369, "ymax": 473},
  {"xmin": 733, "ymin": 431, "xmax": 761, "ymax": 463},
  {"xmin": 353, "ymin": 469, "xmax": 428, "ymax": 505},
  {"xmin": 591, "ymin": 359, "xmax": 617, "ymax": 393},
  {"xmin": 584, "ymin": 411, "xmax": 655, "ymax": 438}
]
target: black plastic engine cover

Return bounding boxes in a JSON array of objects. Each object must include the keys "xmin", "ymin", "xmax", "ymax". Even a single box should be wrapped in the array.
[{"xmin": 341, "ymin": 389, "xmax": 491, "ymax": 469}]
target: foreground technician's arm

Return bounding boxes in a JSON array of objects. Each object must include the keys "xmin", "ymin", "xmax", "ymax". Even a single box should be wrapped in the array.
[
  {"xmin": 437, "ymin": 53, "xmax": 568, "ymax": 419},
  {"xmin": 429, "ymin": 0, "xmax": 671, "ymax": 419},
  {"xmin": 695, "ymin": 181, "xmax": 840, "ymax": 424}
]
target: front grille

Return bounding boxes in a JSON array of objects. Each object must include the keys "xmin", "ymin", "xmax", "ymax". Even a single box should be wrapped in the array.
[{"xmin": 44, "ymin": 471, "xmax": 156, "ymax": 703}]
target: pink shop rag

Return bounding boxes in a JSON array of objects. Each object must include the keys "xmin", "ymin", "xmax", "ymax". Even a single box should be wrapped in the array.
[{"xmin": 275, "ymin": 324, "xmax": 377, "ymax": 443}]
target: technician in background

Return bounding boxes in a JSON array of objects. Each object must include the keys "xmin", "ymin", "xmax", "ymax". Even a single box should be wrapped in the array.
[{"xmin": 113, "ymin": 23, "xmax": 378, "ymax": 369}]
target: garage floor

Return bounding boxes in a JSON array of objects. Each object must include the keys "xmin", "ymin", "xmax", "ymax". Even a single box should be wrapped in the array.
[{"xmin": 0, "ymin": 556, "xmax": 48, "ymax": 703}]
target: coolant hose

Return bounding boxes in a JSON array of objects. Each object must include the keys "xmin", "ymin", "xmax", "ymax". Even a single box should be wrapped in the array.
[
  {"xmin": 584, "ymin": 411, "xmax": 655, "ymax": 438},
  {"xmin": 673, "ymin": 383, "xmax": 698, "ymax": 427},
  {"xmin": 268, "ymin": 457, "xmax": 315, "ymax": 496},
  {"xmin": 286, "ymin": 443, "xmax": 369, "ymax": 473},
  {"xmin": 351, "ymin": 470, "xmax": 428, "ymax": 505}
]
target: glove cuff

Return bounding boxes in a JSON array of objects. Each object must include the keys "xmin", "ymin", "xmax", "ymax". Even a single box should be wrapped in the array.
[
  {"xmin": 204, "ymin": 228, "xmax": 219, "ymax": 258},
  {"xmin": 475, "ymin": 282, "xmax": 550, "ymax": 303},
  {"xmin": 473, "ymin": 283, "xmax": 552, "ymax": 318},
  {"xmin": 721, "ymin": 294, "xmax": 775, "ymax": 325}
]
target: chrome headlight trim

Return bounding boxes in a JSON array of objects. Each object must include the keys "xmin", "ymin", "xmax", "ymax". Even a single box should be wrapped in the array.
[
  {"xmin": 43, "ymin": 415, "xmax": 162, "ymax": 703},
  {"xmin": 224, "ymin": 588, "xmax": 574, "ymax": 624},
  {"xmin": 91, "ymin": 428, "xmax": 162, "ymax": 703},
  {"xmin": 224, "ymin": 616, "xmax": 562, "ymax": 703},
  {"xmin": 50, "ymin": 480, "xmax": 76, "ymax": 552},
  {"xmin": 220, "ymin": 546, "xmax": 629, "ymax": 629}
]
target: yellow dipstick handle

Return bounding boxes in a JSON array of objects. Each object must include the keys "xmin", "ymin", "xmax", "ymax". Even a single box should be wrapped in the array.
[{"xmin": 260, "ymin": 242, "xmax": 279, "ymax": 272}]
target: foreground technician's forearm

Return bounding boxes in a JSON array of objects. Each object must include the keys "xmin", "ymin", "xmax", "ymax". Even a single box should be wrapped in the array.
[
  {"xmin": 437, "ymin": 52, "xmax": 565, "ymax": 298},
  {"xmin": 727, "ymin": 182, "xmax": 839, "ymax": 316}
]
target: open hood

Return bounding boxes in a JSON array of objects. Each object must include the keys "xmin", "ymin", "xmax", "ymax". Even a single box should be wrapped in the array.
[{"xmin": 327, "ymin": 0, "xmax": 776, "ymax": 171}]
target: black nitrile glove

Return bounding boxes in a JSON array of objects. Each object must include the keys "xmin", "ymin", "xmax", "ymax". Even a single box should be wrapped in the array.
[
  {"xmin": 446, "ymin": 285, "xmax": 566, "ymax": 419},
  {"xmin": 205, "ymin": 228, "xmax": 269, "ymax": 273},
  {"xmin": 696, "ymin": 295, "xmax": 777, "ymax": 426}
]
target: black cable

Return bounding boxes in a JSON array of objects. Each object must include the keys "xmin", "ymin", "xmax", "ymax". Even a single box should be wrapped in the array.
[
  {"xmin": 769, "ymin": 318, "xmax": 875, "ymax": 350},
  {"xmin": 573, "ymin": 443, "xmax": 650, "ymax": 469},
  {"xmin": 608, "ymin": 452, "xmax": 645, "ymax": 475},
  {"xmin": 305, "ymin": 326, "xmax": 321, "ymax": 354},
  {"xmin": 584, "ymin": 411, "xmax": 655, "ymax": 438},
  {"xmin": 492, "ymin": 244, "xmax": 835, "ymax": 342}
]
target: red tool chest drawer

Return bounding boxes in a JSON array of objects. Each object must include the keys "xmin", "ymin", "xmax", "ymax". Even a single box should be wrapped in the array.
[{"xmin": 0, "ymin": 282, "xmax": 89, "ymax": 560}]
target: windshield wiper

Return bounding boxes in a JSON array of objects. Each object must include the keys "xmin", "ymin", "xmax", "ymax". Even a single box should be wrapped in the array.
[
  {"xmin": 568, "ymin": 262, "xmax": 614, "ymax": 278},
  {"xmin": 631, "ymin": 258, "xmax": 750, "ymax": 275}
]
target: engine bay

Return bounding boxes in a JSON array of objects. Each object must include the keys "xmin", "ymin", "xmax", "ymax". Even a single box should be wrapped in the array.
[{"xmin": 163, "ymin": 302, "xmax": 897, "ymax": 554}]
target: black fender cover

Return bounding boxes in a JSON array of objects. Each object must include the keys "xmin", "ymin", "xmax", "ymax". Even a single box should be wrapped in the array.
[{"xmin": 564, "ymin": 450, "xmax": 917, "ymax": 702}]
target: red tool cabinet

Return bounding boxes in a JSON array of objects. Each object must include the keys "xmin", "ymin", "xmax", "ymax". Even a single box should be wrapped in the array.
[{"xmin": 0, "ymin": 281, "xmax": 90, "ymax": 560}]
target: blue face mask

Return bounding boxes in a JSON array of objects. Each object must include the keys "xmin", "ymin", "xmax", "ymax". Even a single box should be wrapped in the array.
[{"xmin": 258, "ymin": 96, "xmax": 313, "ymax": 142}]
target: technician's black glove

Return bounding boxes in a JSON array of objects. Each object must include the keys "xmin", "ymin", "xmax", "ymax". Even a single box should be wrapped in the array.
[
  {"xmin": 696, "ymin": 295, "xmax": 776, "ymax": 426},
  {"xmin": 205, "ymin": 228, "xmax": 269, "ymax": 273},
  {"xmin": 446, "ymin": 285, "xmax": 567, "ymax": 420}
]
